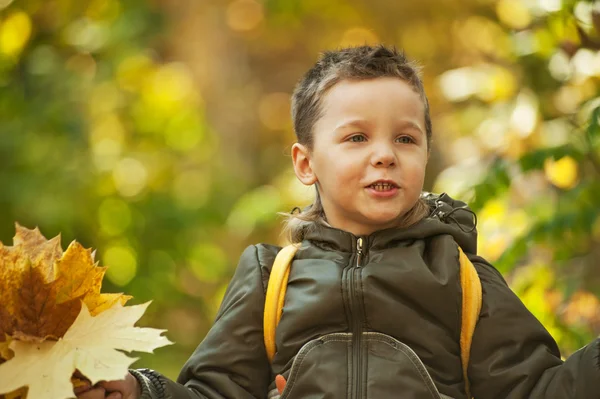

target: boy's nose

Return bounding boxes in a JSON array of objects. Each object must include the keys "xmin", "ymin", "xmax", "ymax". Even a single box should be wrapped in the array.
[{"xmin": 371, "ymin": 145, "xmax": 397, "ymax": 167}]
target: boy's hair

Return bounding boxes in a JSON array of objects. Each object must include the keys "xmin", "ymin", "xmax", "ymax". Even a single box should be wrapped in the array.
[{"xmin": 283, "ymin": 45, "xmax": 432, "ymax": 243}]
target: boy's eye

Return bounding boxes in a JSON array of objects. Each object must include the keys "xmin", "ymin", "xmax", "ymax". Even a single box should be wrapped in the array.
[
  {"xmin": 396, "ymin": 136, "xmax": 415, "ymax": 144},
  {"xmin": 349, "ymin": 134, "xmax": 366, "ymax": 142}
]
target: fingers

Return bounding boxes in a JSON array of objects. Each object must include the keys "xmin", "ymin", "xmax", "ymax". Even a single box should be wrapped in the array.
[
  {"xmin": 106, "ymin": 392, "xmax": 123, "ymax": 399},
  {"xmin": 100, "ymin": 378, "xmax": 127, "ymax": 391},
  {"xmin": 73, "ymin": 380, "xmax": 92, "ymax": 395},
  {"xmin": 76, "ymin": 387, "xmax": 105, "ymax": 399},
  {"xmin": 275, "ymin": 374, "xmax": 287, "ymax": 394},
  {"xmin": 99, "ymin": 372, "xmax": 138, "ymax": 397}
]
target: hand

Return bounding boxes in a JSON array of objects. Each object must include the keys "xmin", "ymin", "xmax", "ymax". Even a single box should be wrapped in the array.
[
  {"xmin": 74, "ymin": 372, "xmax": 141, "ymax": 399},
  {"xmin": 276, "ymin": 374, "xmax": 286, "ymax": 395}
]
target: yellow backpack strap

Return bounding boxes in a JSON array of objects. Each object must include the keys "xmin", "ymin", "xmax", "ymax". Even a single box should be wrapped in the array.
[
  {"xmin": 458, "ymin": 246, "xmax": 482, "ymax": 399},
  {"xmin": 264, "ymin": 244, "xmax": 299, "ymax": 363}
]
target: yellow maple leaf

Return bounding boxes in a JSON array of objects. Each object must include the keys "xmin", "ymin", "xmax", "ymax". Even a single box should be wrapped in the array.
[
  {"xmin": 52, "ymin": 241, "xmax": 132, "ymax": 316},
  {"xmin": 0, "ymin": 301, "xmax": 172, "ymax": 399},
  {"xmin": 11, "ymin": 225, "xmax": 62, "ymax": 281},
  {"xmin": 0, "ymin": 224, "xmax": 131, "ymax": 341}
]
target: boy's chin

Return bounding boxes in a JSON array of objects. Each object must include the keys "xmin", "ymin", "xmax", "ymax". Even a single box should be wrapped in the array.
[{"xmin": 362, "ymin": 211, "xmax": 405, "ymax": 227}]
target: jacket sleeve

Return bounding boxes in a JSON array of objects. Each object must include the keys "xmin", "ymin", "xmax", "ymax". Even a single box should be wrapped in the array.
[
  {"xmin": 468, "ymin": 255, "xmax": 600, "ymax": 399},
  {"xmin": 136, "ymin": 245, "xmax": 272, "ymax": 399}
]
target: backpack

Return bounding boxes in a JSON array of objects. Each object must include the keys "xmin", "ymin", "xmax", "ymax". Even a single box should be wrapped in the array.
[{"xmin": 264, "ymin": 244, "xmax": 482, "ymax": 398}]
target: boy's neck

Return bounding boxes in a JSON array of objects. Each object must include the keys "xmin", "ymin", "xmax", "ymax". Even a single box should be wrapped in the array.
[{"xmin": 320, "ymin": 201, "xmax": 431, "ymax": 237}]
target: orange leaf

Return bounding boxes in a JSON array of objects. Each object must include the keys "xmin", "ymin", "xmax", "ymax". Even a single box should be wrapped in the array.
[{"xmin": 0, "ymin": 225, "xmax": 130, "ymax": 342}]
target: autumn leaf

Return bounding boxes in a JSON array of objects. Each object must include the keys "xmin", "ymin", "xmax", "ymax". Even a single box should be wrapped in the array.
[
  {"xmin": 0, "ymin": 224, "xmax": 169, "ymax": 399},
  {"xmin": 0, "ymin": 224, "xmax": 131, "ymax": 342},
  {"xmin": 0, "ymin": 302, "xmax": 172, "ymax": 399}
]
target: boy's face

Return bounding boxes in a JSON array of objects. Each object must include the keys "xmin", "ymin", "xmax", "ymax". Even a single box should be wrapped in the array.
[{"xmin": 292, "ymin": 77, "xmax": 429, "ymax": 236}]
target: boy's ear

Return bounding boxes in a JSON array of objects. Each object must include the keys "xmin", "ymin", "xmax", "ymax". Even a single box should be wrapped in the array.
[{"xmin": 291, "ymin": 143, "xmax": 317, "ymax": 186}]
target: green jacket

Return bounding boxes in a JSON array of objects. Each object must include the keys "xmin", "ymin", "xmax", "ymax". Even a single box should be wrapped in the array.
[{"xmin": 133, "ymin": 193, "xmax": 600, "ymax": 398}]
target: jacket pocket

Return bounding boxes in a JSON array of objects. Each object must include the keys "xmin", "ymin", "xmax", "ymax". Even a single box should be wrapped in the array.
[
  {"xmin": 278, "ymin": 332, "xmax": 454, "ymax": 399},
  {"xmin": 280, "ymin": 333, "xmax": 351, "ymax": 399},
  {"xmin": 364, "ymin": 332, "xmax": 451, "ymax": 399}
]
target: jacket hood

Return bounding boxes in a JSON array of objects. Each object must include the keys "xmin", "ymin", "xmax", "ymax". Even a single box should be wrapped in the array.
[{"xmin": 303, "ymin": 192, "xmax": 478, "ymax": 254}]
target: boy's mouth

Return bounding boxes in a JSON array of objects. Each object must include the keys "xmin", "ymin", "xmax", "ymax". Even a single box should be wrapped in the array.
[{"xmin": 366, "ymin": 180, "xmax": 400, "ymax": 192}]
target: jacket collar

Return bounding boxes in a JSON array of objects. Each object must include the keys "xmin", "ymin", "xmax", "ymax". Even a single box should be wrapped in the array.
[{"xmin": 302, "ymin": 192, "xmax": 478, "ymax": 254}]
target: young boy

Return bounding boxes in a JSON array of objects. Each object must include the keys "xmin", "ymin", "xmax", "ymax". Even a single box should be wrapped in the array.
[{"xmin": 77, "ymin": 45, "xmax": 600, "ymax": 399}]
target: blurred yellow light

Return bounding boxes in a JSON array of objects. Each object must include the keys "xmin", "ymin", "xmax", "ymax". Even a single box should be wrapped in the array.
[
  {"xmin": 548, "ymin": 51, "xmax": 572, "ymax": 82},
  {"xmin": 574, "ymin": 1, "xmax": 593, "ymax": 26},
  {"xmin": 572, "ymin": 49, "xmax": 600, "ymax": 78},
  {"xmin": 90, "ymin": 114, "xmax": 126, "ymax": 143},
  {"xmin": 104, "ymin": 245, "xmax": 138, "ymax": 286},
  {"xmin": 117, "ymin": 55, "xmax": 154, "ymax": 91},
  {"xmin": 92, "ymin": 139, "xmax": 122, "ymax": 171},
  {"xmin": 227, "ymin": 0, "xmax": 264, "ymax": 32},
  {"xmin": 64, "ymin": 18, "xmax": 108, "ymax": 52},
  {"xmin": 553, "ymin": 85, "xmax": 582, "ymax": 114},
  {"xmin": 433, "ymin": 163, "xmax": 484, "ymax": 198},
  {"xmin": 544, "ymin": 156, "xmax": 579, "ymax": 189},
  {"xmin": 538, "ymin": 0, "xmax": 561, "ymax": 12},
  {"xmin": 449, "ymin": 137, "xmax": 481, "ymax": 164},
  {"xmin": 142, "ymin": 63, "xmax": 195, "ymax": 114},
  {"xmin": 521, "ymin": 284, "xmax": 552, "ymax": 318},
  {"xmin": 258, "ymin": 92, "xmax": 291, "ymax": 130},
  {"xmin": 458, "ymin": 16, "xmax": 509, "ymax": 57},
  {"xmin": 533, "ymin": 28, "xmax": 556, "ymax": 57},
  {"xmin": 339, "ymin": 27, "xmax": 379, "ymax": 47},
  {"xmin": 165, "ymin": 126, "xmax": 203, "ymax": 151},
  {"xmin": 502, "ymin": 130, "xmax": 527, "ymax": 159},
  {"xmin": 0, "ymin": 11, "xmax": 32, "ymax": 57},
  {"xmin": 113, "ymin": 157, "xmax": 148, "ymax": 197},
  {"xmin": 480, "ymin": 198, "xmax": 507, "ymax": 224},
  {"xmin": 476, "ymin": 118, "xmax": 509, "ymax": 150},
  {"xmin": 508, "ymin": 209, "xmax": 529, "ymax": 237},
  {"xmin": 510, "ymin": 91, "xmax": 538, "ymax": 136},
  {"xmin": 98, "ymin": 198, "xmax": 132, "ymax": 236},
  {"xmin": 438, "ymin": 67, "xmax": 478, "ymax": 102},
  {"xmin": 478, "ymin": 66, "xmax": 517, "ymax": 102},
  {"xmin": 496, "ymin": 0, "xmax": 532, "ymax": 29},
  {"xmin": 90, "ymin": 114, "xmax": 125, "ymax": 170},
  {"xmin": 479, "ymin": 233, "xmax": 508, "ymax": 261},
  {"xmin": 547, "ymin": 12, "xmax": 579, "ymax": 44}
]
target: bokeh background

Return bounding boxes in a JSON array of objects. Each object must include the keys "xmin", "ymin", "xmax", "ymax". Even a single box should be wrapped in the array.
[{"xmin": 1, "ymin": 0, "xmax": 599, "ymax": 379}]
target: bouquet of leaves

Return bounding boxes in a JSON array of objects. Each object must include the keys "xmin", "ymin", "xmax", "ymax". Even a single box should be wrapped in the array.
[{"xmin": 0, "ymin": 224, "xmax": 172, "ymax": 399}]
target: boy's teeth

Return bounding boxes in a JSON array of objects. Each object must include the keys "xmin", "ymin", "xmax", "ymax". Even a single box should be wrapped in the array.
[{"xmin": 371, "ymin": 183, "xmax": 394, "ymax": 191}]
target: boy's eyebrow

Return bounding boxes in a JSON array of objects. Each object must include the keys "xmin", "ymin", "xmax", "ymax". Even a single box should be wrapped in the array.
[
  {"xmin": 397, "ymin": 120, "xmax": 425, "ymax": 135},
  {"xmin": 334, "ymin": 119, "xmax": 372, "ymax": 131},
  {"xmin": 334, "ymin": 119, "xmax": 424, "ymax": 134}
]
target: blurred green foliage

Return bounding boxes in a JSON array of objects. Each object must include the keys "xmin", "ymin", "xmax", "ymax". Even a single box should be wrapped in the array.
[{"xmin": 0, "ymin": 0, "xmax": 599, "ymax": 380}]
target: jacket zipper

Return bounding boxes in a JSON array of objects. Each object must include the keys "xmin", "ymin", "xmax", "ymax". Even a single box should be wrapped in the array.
[{"xmin": 349, "ymin": 237, "xmax": 364, "ymax": 399}]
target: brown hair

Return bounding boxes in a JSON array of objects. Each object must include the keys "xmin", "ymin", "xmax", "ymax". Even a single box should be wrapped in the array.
[{"xmin": 283, "ymin": 45, "xmax": 433, "ymax": 243}]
